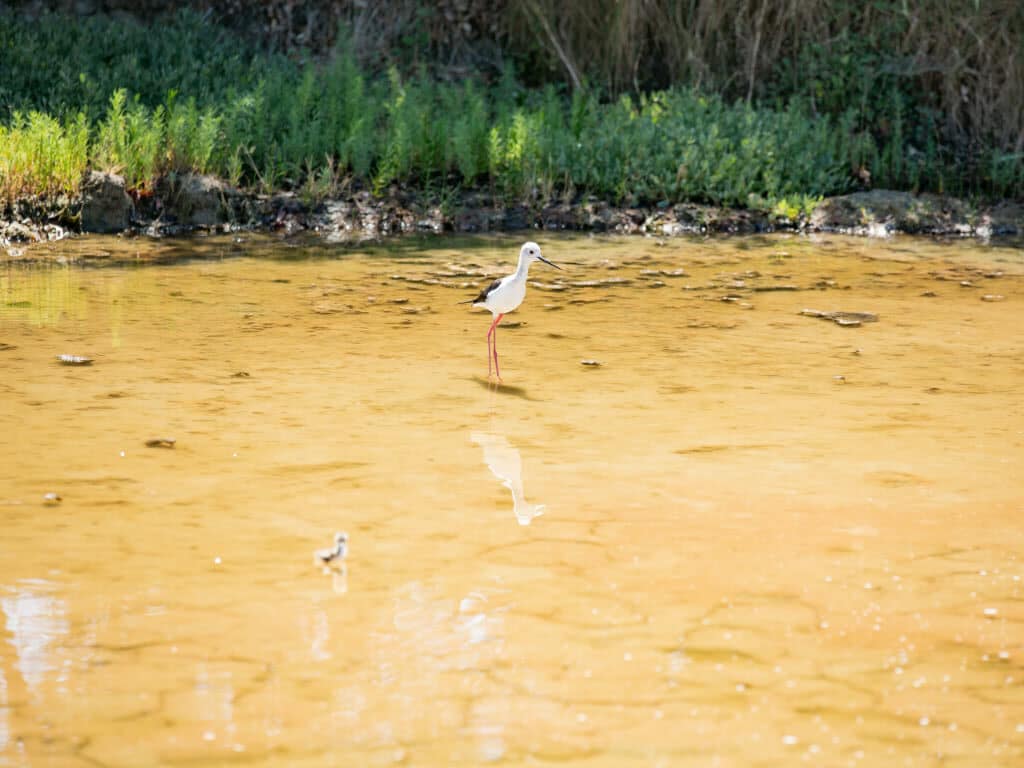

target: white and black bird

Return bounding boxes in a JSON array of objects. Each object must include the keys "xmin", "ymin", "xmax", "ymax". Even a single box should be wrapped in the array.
[
  {"xmin": 314, "ymin": 531, "xmax": 348, "ymax": 566},
  {"xmin": 463, "ymin": 241, "xmax": 561, "ymax": 379}
]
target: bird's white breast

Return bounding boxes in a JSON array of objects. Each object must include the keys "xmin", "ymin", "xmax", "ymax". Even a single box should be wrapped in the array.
[{"xmin": 485, "ymin": 275, "xmax": 527, "ymax": 314}]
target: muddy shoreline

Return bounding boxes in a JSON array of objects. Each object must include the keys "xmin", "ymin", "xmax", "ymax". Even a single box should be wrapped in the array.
[{"xmin": 3, "ymin": 172, "xmax": 1022, "ymax": 260}]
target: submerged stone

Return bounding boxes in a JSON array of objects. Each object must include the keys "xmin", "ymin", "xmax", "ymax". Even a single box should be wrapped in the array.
[
  {"xmin": 56, "ymin": 354, "xmax": 93, "ymax": 365},
  {"xmin": 800, "ymin": 309, "xmax": 878, "ymax": 326}
]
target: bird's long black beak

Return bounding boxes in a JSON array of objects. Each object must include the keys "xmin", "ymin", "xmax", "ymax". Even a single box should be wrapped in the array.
[{"xmin": 538, "ymin": 255, "xmax": 562, "ymax": 270}]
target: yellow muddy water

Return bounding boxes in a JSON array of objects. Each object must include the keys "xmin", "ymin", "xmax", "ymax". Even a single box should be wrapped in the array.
[{"xmin": 1, "ymin": 232, "xmax": 1023, "ymax": 768}]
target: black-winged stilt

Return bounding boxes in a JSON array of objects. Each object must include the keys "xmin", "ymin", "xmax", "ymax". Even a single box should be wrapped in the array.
[
  {"xmin": 314, "ymin": 531, "xmax": 348, "ymax": 566},
  {"xmin": 464, "ymin": 241, "xmax": 561, "ymax": 379}
]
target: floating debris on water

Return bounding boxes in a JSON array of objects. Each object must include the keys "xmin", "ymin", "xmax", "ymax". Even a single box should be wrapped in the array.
[
  {"xmin": 43, "ymin": 492, "xmax": 62, "ymax": 505},
  {"xmin": 57, "ymin": 354, "xmax": 93, "ymax": 365},
  {"xmin": 232, "ymin": 371, "xmax": 250, "ymax": 378},
  {"xmin": 753, "ymin": 285, "xmax": 800, "ymax": 292},
  {"xmin": 145, "ymin": 438, "xmax": 177, "ymax": 448},
  {"xmin": 981, "ymin": 294, "xmax": 1005, "ymax": 302},
  {"xmin": 800, "ymin": 309, "xmax": 879, "ymax": 327},
  {"xmin": 581, "ymin": 359, "xmax": 602, "ymax": 367}
]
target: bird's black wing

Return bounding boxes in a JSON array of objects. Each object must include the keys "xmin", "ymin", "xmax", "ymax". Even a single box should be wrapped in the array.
[{"xmin": 465, "ymin": 277, "xmax": 503, "ymax": 305}]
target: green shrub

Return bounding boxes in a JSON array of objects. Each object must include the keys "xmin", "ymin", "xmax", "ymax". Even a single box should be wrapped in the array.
[
  {"xmin": 0, "ymin": 6, "xmax": 1019, "ymax": 204},
  {"xmin": 0, "ymin": 112, "xmax": 88, "ymax": 202}
]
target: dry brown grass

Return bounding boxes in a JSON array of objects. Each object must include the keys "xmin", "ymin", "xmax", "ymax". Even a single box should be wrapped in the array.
[{"xmin": 505, "ymin": 0, "xmax": 1023, "ymax": 156}]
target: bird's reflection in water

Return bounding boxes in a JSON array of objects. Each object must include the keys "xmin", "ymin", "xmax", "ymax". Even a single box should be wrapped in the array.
[
  {"xmin": 471, "ymin": 431, "xmax": 545, "ymax": 525},
  {"xmin": 323, "ymin": 563, "xmax": 347, "ymax": 595}
]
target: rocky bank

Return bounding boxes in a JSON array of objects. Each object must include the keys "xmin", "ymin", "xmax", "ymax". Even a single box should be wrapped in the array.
[{"xmin": 2, "ymin": 171, "xmax": 1022, "ymax": 256}]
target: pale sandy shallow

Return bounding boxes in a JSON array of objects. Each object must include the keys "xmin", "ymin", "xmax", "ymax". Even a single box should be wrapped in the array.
[{"xmin": 1, "ymin": 232, "xmax": 1022, "ymax": 767}]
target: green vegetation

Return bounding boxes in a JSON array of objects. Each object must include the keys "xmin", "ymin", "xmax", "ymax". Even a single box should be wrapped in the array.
[
  {"xmin": 0, "ymin": 112, "xmax": 89, "ymax": 202},
  {"xmin": 0, "ymin": 6, "xmax": 1020, "ymax": 211}
]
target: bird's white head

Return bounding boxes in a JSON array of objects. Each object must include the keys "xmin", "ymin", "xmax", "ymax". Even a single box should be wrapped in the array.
[
  {"xmin": 335, "ymin": 531, "xmax": 348, "ymax": 545},
  {"xmin": 518, "ymin": 241, "xmax": 561, "ymax": 271}
]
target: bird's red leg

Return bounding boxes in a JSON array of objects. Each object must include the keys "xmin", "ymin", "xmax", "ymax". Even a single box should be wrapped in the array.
[
  {"xmin": 486, "ymin": 324, "xmax": 493, "ymax": 377},
  {"xmin": 486, "ymin": 314, "xmax": 502, "ymax": 378},
  {"xmin": 492, "ymin": 313, "xmax": 504, "ymax": 380}
]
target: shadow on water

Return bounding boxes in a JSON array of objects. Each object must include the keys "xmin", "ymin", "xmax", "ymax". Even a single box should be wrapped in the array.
[
  {"xmin": 470, "ymin": 376, "xmax": 537, "ymax": 400},
  {"xmin": 471, "ymin": 431, "xmax": 545, "ymax": 526}
]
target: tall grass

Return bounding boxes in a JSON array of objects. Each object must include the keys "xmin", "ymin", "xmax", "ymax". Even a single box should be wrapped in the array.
[{"xmin": 0, "ymin": 112, "xmax": 88, "ymax": 203}]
